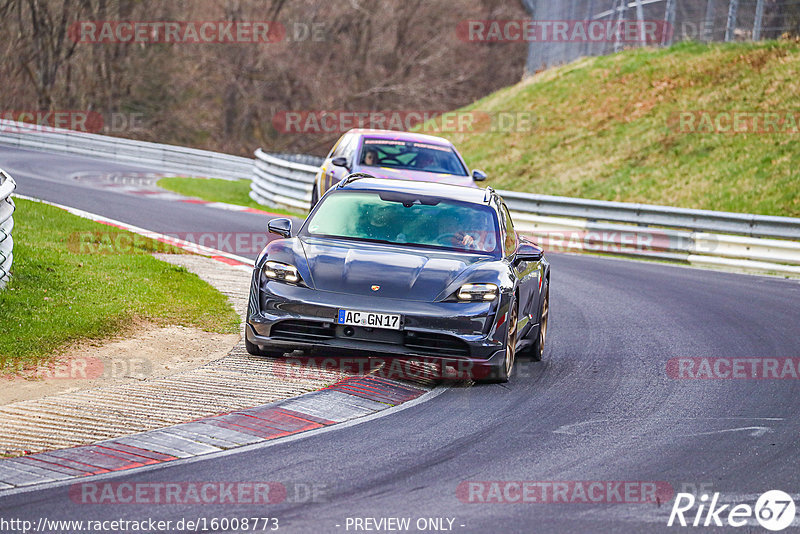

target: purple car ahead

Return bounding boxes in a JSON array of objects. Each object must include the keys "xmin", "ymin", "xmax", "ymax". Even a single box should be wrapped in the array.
[{"xmin": 310, "ymin": 129, "xmax": 487, "ymax": 208}]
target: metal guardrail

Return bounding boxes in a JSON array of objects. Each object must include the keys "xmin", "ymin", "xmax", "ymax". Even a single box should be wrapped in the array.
[
  {"xmin": 1, "ymin": 117, "xmax": 796, "ymax": 277},
  {"xmin": 501, "ymin": 191, "xmax": 800, "ymax": 240},
  {"xmin": 0, "ymin": 169, "xmax": 16, "ymax": 289},
  {"xmin": 250, "ymin": 149, "xmax": 800, "ymax": 276},
  {"xmin": 0, "ymin": 119, "xmax": 251, "ymax": 181},
  {"xmin": 250, "ymin": 149, "xmax": 320, "ymax": 210}
]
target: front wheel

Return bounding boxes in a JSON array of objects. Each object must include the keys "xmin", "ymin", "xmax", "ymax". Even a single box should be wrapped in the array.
[
  {"xmin": 310, "ymin": 185, "xmax": 319, "ymax": 210},
  {"xmin": 480, "ymin": 299, "xmax": 518, "ymax": 383},
  {"xmin": 530, "ymin": 285, "xmax": 549, "ymax": 362}
]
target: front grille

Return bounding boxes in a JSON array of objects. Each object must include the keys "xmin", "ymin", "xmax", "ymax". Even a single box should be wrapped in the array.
[
  {"xmin": 403, "ymin": 331, "xmax": 470, "ymax": 358},
  {"xmin": 269, "ymin": 320, "xmax": 470, "ymax": 358},
  {"xmin": 270, "ymin": 320, "xmax": 335, "ymax": 342}
]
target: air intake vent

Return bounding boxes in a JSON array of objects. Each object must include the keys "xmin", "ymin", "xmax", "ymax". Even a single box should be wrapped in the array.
[{"xmin": 270, "ymin": 320, "xmax": 336, "ymax": 342}]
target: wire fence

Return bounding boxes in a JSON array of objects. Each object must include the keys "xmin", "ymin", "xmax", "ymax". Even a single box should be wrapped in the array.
[
  {"xmin": 0, "ymin": 169, "xmax": 16, "ymax": 290},
  {"xmin": 522, "ymin": 0, "xmax": 800, "ymax": 72}
]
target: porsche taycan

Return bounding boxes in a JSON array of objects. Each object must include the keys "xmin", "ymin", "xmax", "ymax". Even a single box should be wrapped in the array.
[{"xmin": 246, "ymin": 174, "xmax": 549, "ymax": 382}]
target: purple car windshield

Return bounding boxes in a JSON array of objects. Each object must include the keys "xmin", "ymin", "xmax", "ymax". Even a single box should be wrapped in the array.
[{"xmin": 359, "ymin": 139, "xmax": 468, "ymax": 176}]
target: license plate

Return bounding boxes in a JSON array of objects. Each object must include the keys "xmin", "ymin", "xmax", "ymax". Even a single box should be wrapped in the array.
[{"xmin": 337, "ymin": 309, "xmax": 402, "ymax": 330}]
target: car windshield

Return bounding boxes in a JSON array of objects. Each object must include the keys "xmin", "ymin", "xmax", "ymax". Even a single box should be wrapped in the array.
[
  {"xmin": 303, "ymin": 191, "xmax": 499, "ymax": 254},
  {"xmin": 359, "ymin": 139, "xmax": 468, "ymax": 176}
]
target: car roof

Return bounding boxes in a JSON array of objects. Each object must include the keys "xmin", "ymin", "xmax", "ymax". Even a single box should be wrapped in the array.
[
  {"xmin": 347, "ymin": 129, "xmax": 455, "ymax": 147},
  {"xmin": 338, "ymin": 176, "xmax": 492, "ymax": 205}
]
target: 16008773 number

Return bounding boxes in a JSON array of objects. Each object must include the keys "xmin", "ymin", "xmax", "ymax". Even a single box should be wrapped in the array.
[{"xmin": 196, "ymin": 517, "xmax": 279, "ymax": 531}]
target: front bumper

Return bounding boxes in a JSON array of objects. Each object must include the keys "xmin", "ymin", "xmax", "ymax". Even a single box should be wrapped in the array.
[{"xmin": 246, "ymin": 274, "xmax": 509, "ymax": 367}]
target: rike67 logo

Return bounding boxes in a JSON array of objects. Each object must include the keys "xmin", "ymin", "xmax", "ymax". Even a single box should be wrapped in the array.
[{"xmin": 668, "ymin": 490, "xmax": 796, "ymax": 531}]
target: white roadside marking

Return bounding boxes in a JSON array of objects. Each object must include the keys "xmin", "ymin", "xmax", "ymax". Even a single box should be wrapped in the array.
[
  {"xmin": 554, "ymin": 417, "xmax": 785, "ymax": 436},
  {"xmin": 684, "ymin": 426, "xmax": 773, "ymax": 437},
  {"xmin": 13, "ymin": 193, "xmax": 253, "ymax": 269}
]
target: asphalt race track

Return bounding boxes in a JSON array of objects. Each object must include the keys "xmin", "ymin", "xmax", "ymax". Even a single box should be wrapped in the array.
[
  {"xmin": 1, "ymin": 146, "xmax": 799, "ymax": 533},
  {"xmin": 0, "ymin": 146, "xmax": 281, "ymax": 259}
]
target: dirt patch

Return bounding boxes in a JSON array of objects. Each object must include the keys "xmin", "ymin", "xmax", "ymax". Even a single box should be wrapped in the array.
[{"xmin": 0, "ymin": 323, "xmax": 240, "ymax": 406}]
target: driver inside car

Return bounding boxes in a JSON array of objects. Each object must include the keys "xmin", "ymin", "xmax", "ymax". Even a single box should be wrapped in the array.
[
  {"xmin": 362, "ymin": 149, "xmax": 379, "ymax": 166},
  {"xmin": 437, "ymin": 212, "xmax": 476, "ymax": 249}
]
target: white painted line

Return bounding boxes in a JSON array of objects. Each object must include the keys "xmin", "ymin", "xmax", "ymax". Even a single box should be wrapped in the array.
[
  {"xmin": 684, "ymin": 426, "xmax": 773, "ymax": 437},
  {"xmin": 13, "ymin": 194, "xmax": 254, "ymax": 268}
]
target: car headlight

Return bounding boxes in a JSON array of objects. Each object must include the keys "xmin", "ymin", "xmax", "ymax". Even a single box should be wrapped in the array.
[
  {"xmin": 263, "ymin": 261, "xmax": 301, "ymax": 284},
  {"xmin": 457, "ymin": 283, "xmax": 498, "ymax": 301}
]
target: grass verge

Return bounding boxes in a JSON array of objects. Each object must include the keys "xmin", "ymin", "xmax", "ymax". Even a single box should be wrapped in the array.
[
  {"xmin": 443, "ymin": 40, "xmax": 800, "ymax": 217},
  {"xmin": 158, "ymin": 177, "xmax": 306, "ymax": 218},
  {"xmin": 0, "ymin": 198, "xmax": 240, "ymax": 366}
]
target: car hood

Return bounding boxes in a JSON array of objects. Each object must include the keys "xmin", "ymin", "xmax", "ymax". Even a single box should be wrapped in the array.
[
  {"xmin": 355, "ymin": 165, "xmax": 476, "ymax": 188},
  {"xmin": 300, "ymin": 238, "xmax": 487, "ymax": 301}
]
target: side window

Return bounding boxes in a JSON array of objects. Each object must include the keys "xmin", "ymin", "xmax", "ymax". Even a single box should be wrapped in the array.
[
  {"xmin": 344, "ymin": 135, "xmax": 360, "ymax": 162},
  {"xmin": 331, "ymin": 134, "xmax": 350, "ymax": 158},
  {"xmin": 502, "ymin": 204, "xmax": 517, "ymax": 257},
  {"xmin": 347, "ymin": 135, "xmax": 363, "ymax": 165}
]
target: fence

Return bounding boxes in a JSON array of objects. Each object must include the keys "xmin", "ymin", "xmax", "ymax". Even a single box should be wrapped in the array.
[
  {"xmin": 1, "ymin": 116, "xmax": 797, "ymax": 277},
  {"xmin": 0, "ymin": 119, "xmax": 252, "ymax": 181},
  {"xmin": 249, "ymin": 150, "xmax": 800, "ymax": 276},
  {"xmin": 521, "ymin": 0, "xmax": 800, "ymax": 73},
  {"xmin": 0, "ymin": 170, "xmax": 16, "ymax": 290},
  {"xmin": 250, "ymin": 149, "xmax": 322, "ymax": 210}
]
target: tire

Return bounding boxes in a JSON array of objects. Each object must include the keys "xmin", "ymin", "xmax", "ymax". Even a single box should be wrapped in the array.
[
  {"xmin": 245, "ymin": 337, "xmax": 287, "ymax": 358},
  {"xmin": 480, "ymin": 298, "xmax": 518, "ymax": 383},
  {"xmin": 529, "ymin": 285, "xmax": 549, "ymax": 362},
  {"xmin": 310, "ymin": 185, "xmax": 319, "ymax": 210}
]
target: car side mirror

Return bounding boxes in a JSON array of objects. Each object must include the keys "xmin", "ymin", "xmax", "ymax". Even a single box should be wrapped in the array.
[
  {"xmin": 267, "ymin": 218, "xmax": 292, "ymax": 238},
  {"xmin": 472, "ymin": 169, "xmax": 487, "ymax": 182},
  {"xmin": 332, "ymin": 156, "xmax": 349, "ymax": 169},
  {"xmin": 516, "ymin": 242, "xmax": 543, "ymax": 262}
]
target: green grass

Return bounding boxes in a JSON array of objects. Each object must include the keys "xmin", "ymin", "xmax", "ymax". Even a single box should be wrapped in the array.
[
  {"xmin": 0, "ymin": 199, "xmax": 240, "ymax": 366},
  {"xmin": 158, "ymin": 177, "xmax": 306, "ymax": 218},
  {"xmin": 442, "ymin": 40, "xmax": 800, "ymax": 217}
]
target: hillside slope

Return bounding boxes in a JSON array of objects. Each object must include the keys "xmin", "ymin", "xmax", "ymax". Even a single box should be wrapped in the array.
[{"xmin": 448, "ymin": 41, "xmax": 800, "ymax": 217}]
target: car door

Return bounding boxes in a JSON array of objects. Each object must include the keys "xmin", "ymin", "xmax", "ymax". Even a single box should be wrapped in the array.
[
  {"xmin": 502, "ymin": 203, "xmax": 539, "ymax": 332},
  {"xmin": 326, "ymin": 133, "xmax": 356, "ymax": 190},
  {"xmin": 318, "ymin": 133, "xmax": 349, "ymax": 195}
]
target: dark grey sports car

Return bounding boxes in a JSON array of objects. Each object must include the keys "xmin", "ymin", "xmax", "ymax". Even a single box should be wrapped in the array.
[{"xmin": 245, "ymin": 174, "xmax": 550, "ymax": 382}]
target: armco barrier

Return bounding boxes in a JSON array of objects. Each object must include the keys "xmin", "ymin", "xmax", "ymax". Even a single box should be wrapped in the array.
[
  {"xmin": 0, "ymin": 119, "xmax": 251, "ymax": 180},
  {"xmin": 250, "ymin": 149, "xmax": 320, "ymax": 210},
  {"xmin": 249, "ymin": 149, "xmax": 800, "ymax": 276},
  {"xmin": 0, "ymin": 169, "xmax": 16, "ymax": 289},
  {"xmin": 1, "ymin": 116, "xmax": 796, "ymax": 277}
]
